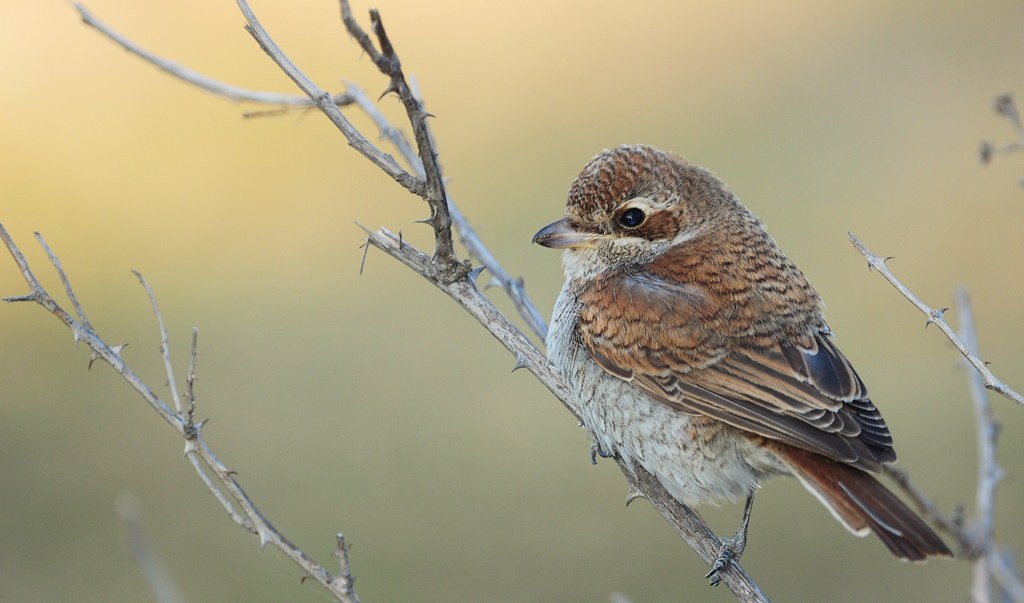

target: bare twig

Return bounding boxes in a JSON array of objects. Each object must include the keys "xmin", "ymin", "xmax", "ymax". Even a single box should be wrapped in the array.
[
  {"xmin": 337, "ymin": 2, "xmax": 465, "ymax": 281},
  {"xmin": 34, "ymin": 232, "xmax": 94, "ymax": 335},
  {"xmin": 979, "ymin": 93, "xmax": 1024, "ymax": 186},
  {"xmin": 851, "ymin": 237, "xmax": 1024, "ymax": 601},
  {"xmin": 186, "ymin": 327, "xmax": 199, "ymax": 429},
  {"xmin": 848, "ymin": 233, "xmax": 1024, "ymax": 407},
  {"xmin": 72, "ymin": 3, "xmax": 352, "ymax": 108},
  {"xmin": 333, "ymin": 533, "xmax": 357, "ymax": 600},
  {"xmin": 133, "ymin": 271, "xmax": 183, "ymax": 414},
  {"xmin": 958, "ymin": 288, "xmax": 1000, "ymax": 546},
  {"xmin": 0, "ymin": 224, "xmax": 361, "ymax": 603}
]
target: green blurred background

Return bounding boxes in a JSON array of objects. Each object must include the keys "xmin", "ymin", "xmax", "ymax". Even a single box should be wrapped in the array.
[{"xmin": 2, "ymin": 1, "xmax": 1024, "ymax": 601}]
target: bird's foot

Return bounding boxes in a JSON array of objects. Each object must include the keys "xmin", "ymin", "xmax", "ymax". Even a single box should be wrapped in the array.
[
  {"xmin": 704, "ymin": 492, "xmax": 755, "ymax": 586},
  {"xmin": 590, "ymin": 439, "xmax": 614, "ymax": 465},
  {"xmin": 704, "ymin": 534, "xmax": 746, "ymax": 586}
]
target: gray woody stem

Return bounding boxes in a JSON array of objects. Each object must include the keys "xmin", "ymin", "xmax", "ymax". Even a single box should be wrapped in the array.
[
  {"xmin": 0, "ymin": 225, "xmax": 360, "ymax": 603},
  {"xmin": 848, "ymin": 233, "xmax": 1024, "ymax": 407}
]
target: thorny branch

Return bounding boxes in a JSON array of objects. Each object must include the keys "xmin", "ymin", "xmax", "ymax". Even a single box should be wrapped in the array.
[
  {"xmin": 337, "ymin": 3, "xmax": 463, "ymax": 281},
  {"xmin": 849, "ymin": 234, "xmax": 1024, "ymax": 602},
  {"xmin": 0, "ymin": 226, "xmax": 360, "ymax": 603},
  {"xmin": 848, "ymin": 233, "xmax": 1024, "ymax": 407}
]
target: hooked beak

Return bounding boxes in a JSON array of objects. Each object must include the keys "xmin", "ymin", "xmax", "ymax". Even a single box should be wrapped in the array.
[{"xmin": 532, "ymin": 218, "xmax": 599, "ymax": 249}]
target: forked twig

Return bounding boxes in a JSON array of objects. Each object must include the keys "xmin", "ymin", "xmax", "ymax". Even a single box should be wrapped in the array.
[
  {"xmin": 336, "ymin": 2, "xmax": 463, "ymax": 281},
  {"xmin": 0, "ymin": 224, "xmax": 361, "ymax": 603}
]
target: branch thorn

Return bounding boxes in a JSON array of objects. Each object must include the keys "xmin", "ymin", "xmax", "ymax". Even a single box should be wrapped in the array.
[
  {"xmin": 467, "ymin": 265, "xmax": 486, "ymax": 282},
  {"xmin": 625, "ymin": 487, "xmax": 646, "ymax": 506},
  {"xmin": 358, "ymin": 233, "xmax": 372, "ymax": 275},
  {"xmin": 377, "ymin": 81, "xmax": 401, "ymax": 101}
]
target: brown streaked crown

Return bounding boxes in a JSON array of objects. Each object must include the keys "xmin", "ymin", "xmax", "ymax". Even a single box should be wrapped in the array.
[{"xmin": 565, "ymin": 144, "xmax": 738, "ymax": 241}]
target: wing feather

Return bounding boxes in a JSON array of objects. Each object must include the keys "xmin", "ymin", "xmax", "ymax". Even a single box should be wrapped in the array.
[{"xmin": 577, "ymin": 267, "xmax": 896, "ymax": 471}]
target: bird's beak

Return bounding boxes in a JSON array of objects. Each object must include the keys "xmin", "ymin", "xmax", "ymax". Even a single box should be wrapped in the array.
[{"xmin": 532, "ymin": 218, "xmax": 599, "ymax": 249}]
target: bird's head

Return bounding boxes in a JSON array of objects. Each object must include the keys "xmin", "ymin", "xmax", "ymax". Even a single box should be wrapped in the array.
[{"xmin": 533, "ymin": 145, "xmax": 739, "ymax": 277}]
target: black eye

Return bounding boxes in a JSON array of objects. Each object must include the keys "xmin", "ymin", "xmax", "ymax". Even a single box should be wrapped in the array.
[{"xmin": 618, "ymin": 207, "xmax": 646, "ymax": 228}]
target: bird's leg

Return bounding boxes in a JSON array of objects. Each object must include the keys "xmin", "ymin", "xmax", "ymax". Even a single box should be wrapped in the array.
[
  {"xmin": 705, "ymin": 491, "xmax": 756, "ymax": 586},
  {"xmin": 590, "ymin": 438, "xmax": 614, "ymax": 465}
]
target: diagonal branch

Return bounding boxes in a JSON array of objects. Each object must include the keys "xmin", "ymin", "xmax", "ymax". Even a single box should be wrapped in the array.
[
  {"xmin": 134, "ymin": 270, "xmax": 183, "ymax": 414},
  {"xmin": 72, "ymin": 3, "xmax": 350, "ymax": 107},
  {"xmin": 848, "ymin": 232, "xmax": 1024, "ymax": 407},
  {"xmin": 233, "ymin": 0, "xmax": 423, "ymax": 196}
]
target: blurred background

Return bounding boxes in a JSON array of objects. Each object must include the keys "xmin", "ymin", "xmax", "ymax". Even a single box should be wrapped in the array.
[{"xmin": 2, "ymin": 1, "xmax": 1023, "ymax": 601}]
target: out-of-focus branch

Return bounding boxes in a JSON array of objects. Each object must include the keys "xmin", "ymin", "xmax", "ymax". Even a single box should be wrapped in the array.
[
  {"xmin": 0, "ymin": 225, "xmax": 360, "ymax": 603},
  {"xmin": 848, "ymin": 233, "xmax": 1024, "ymax": 407},
  {"xmin": 115, "ymin": 493, "xmax": 187, "ymax": 603},
  {"xmin": 980, "ymin": 93, "xmax": 1024, "ymax": 186},
  {"xmin": 957, "ymin": 288, "xmax": 1023, "ymax": 603}
]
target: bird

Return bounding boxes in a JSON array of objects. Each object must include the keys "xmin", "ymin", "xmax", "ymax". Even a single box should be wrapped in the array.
[{"xmin": 533, "ymin": 144, "xmax": 951, "ymax": 581}]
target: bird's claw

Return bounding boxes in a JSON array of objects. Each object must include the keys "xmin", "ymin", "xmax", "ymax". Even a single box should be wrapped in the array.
[
  {"xmin": 589, "ymin": 439, "xmax": 613, "ymax": 465},
  {"xmin": 704, "ymin": 537, "xmax": 741, "ymax": 586}
]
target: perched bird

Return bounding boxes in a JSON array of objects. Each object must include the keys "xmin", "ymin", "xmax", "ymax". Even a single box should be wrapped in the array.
[{"xmin": 533, "ymin": 144, "xmax": 951, "ymax": 580}]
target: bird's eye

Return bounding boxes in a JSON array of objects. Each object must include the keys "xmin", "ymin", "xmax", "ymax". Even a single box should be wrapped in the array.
[{"xmin": 618, "ymin": 207, "xmax": 646, "ymax": 228}]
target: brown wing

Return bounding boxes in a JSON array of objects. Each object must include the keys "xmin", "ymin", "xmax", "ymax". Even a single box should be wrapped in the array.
[{"xmin": 577, "ymin": 268, "xmax": 896, "ymax": 471}]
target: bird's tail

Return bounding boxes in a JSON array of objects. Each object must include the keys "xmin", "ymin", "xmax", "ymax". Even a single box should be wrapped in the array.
[{"xmin": 773, "ymin": 445, "xmax": 952, "ymax": 561}]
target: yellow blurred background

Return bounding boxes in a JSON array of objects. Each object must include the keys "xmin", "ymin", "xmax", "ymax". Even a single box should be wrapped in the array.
[{"xmin": 2, "ymin": 1, "xmax": 1024, "ymax": 601}]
